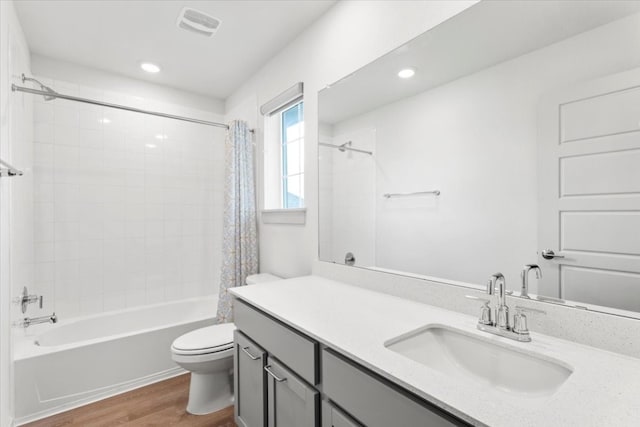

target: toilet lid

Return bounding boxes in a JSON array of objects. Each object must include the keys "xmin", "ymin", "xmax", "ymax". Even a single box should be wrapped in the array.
[{"xmin": 172, "ymin": 323, "xmax": 236, "ymax": 354}]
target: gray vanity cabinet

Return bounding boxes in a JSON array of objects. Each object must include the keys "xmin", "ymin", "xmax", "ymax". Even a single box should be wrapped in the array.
[
  {"xmin": 234, "ymin": 298, "xmax": 469, "ymax": 427},
  {"xmin": 234, "ymin": 330, "xmax": 267, "ymax": 427},
  {"xmin": 234, "ymin": 299, "xmax": 320, "ymax": 427},
  {"xmin": 266, "ymin": 357, "xmax": 319, "ymax": 427}
]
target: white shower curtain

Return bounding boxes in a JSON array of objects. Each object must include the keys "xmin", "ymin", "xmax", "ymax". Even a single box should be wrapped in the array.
[{"xmin": 216, "ymin": 120, "xmax": 258, "ymax": 322}]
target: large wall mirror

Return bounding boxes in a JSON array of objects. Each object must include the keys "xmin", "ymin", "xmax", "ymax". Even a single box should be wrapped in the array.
[{"xmin": 318, "ymin": 1, "xmax": 640, "ymax": 318}]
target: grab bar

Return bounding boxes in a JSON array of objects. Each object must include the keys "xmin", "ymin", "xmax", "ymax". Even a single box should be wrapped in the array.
[
  {"xmin": 0, "ymin": 158, "xmax": 23, "ymax": 177},
  {"xmin": 383, "ymin": 190, "xmax": 440, "ymax": 198}
]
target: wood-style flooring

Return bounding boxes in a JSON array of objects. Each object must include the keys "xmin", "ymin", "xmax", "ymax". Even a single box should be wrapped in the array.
[{"xmin": 22, "ymin": 374, "xmax": 237, "ymax": 427}]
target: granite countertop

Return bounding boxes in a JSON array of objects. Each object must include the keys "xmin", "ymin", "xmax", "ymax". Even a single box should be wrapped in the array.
[{"xmin": 230, "ymin": 275, "xmax": 640, "ymax": 427}]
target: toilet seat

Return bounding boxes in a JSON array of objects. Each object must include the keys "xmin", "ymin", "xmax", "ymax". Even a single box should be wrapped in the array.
[{"xmin": 171, "ymin": 323, "xmax": 236, "ymax": 356}]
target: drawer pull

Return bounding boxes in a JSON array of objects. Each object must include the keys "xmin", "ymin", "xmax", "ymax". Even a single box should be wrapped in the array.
[
  {"xmin": 264, "ymin": 365, "xmax": 287, "ymax": 382},
  {"xmin": 241, "ymin": 346, "xmax": 261, "ymax": 361}
]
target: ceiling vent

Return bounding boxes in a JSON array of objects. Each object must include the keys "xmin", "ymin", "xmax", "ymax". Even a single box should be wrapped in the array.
[{"xmin": 176, "ymin": 8, "xmax": 221, "ymax": 37}]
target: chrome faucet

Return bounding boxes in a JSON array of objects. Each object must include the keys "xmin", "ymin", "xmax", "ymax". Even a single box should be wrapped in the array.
[
  {"xmin": 13, "ymin": 313, "xmax": 57, "ymax": 328},
  {"xmin": 490, "ymin": 273, "xmax": 509, "ymax": 330},
  {"xmin": 466, "ymin": 273, "xmax": 545, "ymax": 342},
  {"xmin": 13, "ymin": 286, "xmax": 42, "ymax": 313},
  {"xmin": 520, "ymin": 264, "xmax": 541, "ymax": 299}
]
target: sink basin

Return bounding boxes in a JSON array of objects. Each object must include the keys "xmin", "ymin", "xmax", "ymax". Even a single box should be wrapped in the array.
[{"xmin": 385, "ymin": 325, "xmax": 572, "ymax": 397}]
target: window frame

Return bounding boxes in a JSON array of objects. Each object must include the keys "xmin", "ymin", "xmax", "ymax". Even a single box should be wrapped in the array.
[{"xmin": 261, "ymin": 93, "xmax": 306, "ymax": 225}]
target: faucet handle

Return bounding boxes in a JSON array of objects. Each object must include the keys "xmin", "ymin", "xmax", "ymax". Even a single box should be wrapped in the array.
[
  {"xmin": 513, "ymin": 306, "xmax": 546, "ymax": 336},
  {"xmin": 465, "ymin": 295, "xmax": 492, "ymax": 325}
]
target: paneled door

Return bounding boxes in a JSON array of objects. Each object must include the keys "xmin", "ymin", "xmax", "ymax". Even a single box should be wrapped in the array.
[{"xmin": 538, "ymin": 68, "xmax": 640, "ymax": 312}]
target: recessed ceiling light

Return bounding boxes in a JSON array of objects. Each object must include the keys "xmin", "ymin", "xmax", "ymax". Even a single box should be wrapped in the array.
[
  {"xmin": 99, "ymin": 118, "xmax": 111, "ymax": 124},
  {"xmin": 155, "ymin": 134, "xmax": 168, "ymax": 140},
  {"xmin": 398, "ymin": 68, "xmax": 416, "ymax": 79},
  {"xmin": 141, "ymin": 62, "xmax": 161, "ymax": 73},
  {"xmin": 145, "ymin": 143, "xmax": 157, "ymax": 149}
]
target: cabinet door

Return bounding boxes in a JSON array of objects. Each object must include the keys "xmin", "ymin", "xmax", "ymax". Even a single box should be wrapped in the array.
[
  {"xmin": 266, "ymin": 357, "xmax": 319, "ymax": 427},
  {"xmin": 322, "ymin": 401, "xmax": 362, "ymax": 427},
  {"xmin": 235, "ymin": 331, "xmax": 267, "ymax": 427}
]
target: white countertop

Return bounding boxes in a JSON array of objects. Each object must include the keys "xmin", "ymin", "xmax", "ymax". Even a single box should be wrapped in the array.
[{"xmin": 230, "ymin": 275, "xmax": 640, "ymax": 427}]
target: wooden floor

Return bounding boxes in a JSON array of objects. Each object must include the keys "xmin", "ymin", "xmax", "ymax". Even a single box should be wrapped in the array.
[{"xmin": 23, "ymin": 374, "xmax": 237, "ymax": 427}]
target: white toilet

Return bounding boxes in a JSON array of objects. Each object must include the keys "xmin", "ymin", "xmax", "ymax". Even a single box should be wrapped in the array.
[{"xmin": 171, "ymin": 273, "xmax": 281, "ymax": 415}]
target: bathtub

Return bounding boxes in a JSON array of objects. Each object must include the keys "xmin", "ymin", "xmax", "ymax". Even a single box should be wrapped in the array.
[{"xmin": 13, "ymin": 296, "xmax": 218, "ymax": 425}]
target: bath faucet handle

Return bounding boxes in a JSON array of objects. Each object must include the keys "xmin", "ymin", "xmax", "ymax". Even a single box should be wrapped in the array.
[
  {"xmin": 465, "ymin": 295, "xmax": 492, "ymax": 326},
  {"xmin": 513, "ymin": 306, "xmax": 546, "ymax": 336},
  {"xmin": 13, "ymin": 286, "xmax": 42, "ymax": 313}
]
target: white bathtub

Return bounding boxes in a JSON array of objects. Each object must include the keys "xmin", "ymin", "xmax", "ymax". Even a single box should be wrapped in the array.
[{"xmin": 13, "ymin": 296, "xmax": 218, "ymax": 425}]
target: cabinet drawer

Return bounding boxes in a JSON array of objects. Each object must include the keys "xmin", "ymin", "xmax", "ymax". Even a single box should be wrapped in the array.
[
  {"xmin": 266, "ymin": 357, "xmax": 319, "ymax": 427},
  {"xmin": 234, "ymin": 299, "xmax": 318, "ymax": 384},
  {"xmin": 322, "ymin": 349, "xmax": 470, "ymax": 427}
]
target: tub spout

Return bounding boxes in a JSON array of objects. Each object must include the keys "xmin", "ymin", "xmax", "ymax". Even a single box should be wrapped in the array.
[{"xmin": 13, "ymin": 312, "xmax": 57, "ymax": 328}]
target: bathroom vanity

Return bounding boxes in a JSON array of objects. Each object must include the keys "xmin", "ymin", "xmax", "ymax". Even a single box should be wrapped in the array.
[
  {"xmin": 231, "ymin": 276, "xmax": 640, "ymax": 427},
  {"xmin": 233, "ymin": 298, "xmax": 465, "ymax": 427}
]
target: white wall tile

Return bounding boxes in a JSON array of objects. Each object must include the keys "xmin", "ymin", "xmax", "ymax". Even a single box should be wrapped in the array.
[
  {"xmin": 34, "ymin": 123, "xmax": 54, "ymax": 144},
  {"xmin": 54, "ymin": 124, "xmax": 79, "ymax": 146},
  {"xmin": 103, "ymin": 292, "xmax": 126, "ymax": 312},
  {"xmin": 31, "ymin": 75, "xmax": 225, "ymax": 320},
  {"xmin": 34, "ymin": 102, "xmax": 54, "ymax": 124}
]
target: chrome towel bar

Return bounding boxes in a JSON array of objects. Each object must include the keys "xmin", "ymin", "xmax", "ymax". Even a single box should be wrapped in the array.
[{"xmin": 383, "ymin": 190, "xmax": 440, "ymax": 198}]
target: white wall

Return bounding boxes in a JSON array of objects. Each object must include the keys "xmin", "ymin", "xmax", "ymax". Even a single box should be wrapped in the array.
[
  {"xmin": 323, "ymin": 13, "xmax": 640, "ymax": 290},
  {"xmin": 28, "ymin": 58, "xmax": 227, "ymax": 319},
  {"xmin": 1, "ymin": 1, "xmax": 32, "ymax": 424},
  {"xmin": 225, "ymin": 0, "xmax": 477, "ymax": 278},
  {"xmin": 31, "ymin": 56, "xmax": 224, "ymax": 115}
]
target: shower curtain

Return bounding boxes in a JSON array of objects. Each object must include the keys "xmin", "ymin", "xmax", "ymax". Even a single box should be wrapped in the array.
[{"xmin": 216, "ymin": 120, "xmax": 258, "ymax": 323}]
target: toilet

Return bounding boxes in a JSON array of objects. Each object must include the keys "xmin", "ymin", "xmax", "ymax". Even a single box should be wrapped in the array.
[{"xmin": 171, "ymin": 273, "xmax": 281, "ymax": 415}]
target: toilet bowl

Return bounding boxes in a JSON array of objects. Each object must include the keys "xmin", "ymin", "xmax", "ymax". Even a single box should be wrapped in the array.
[{"xmin": 171, "ymin": 273, "xmax": 281, "ymax": 415}]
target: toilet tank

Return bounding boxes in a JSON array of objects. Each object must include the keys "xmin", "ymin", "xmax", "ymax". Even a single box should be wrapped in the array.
[{"xmin": 245, "ymin": 273, "xmax": 282, "ymax": 285}]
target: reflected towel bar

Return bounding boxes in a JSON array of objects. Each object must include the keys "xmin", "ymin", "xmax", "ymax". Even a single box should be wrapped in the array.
[
  {"xmin": 319, "ymin": 141, "xmax": 373, "ymax": 155},
  {"xmin": 383, "ymin": 190, "xmax": 440, "ymax": 198}
]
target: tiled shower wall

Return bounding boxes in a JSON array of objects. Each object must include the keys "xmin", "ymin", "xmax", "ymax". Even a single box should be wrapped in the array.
[{"xmin": 31, "ymin": 77, "xmax": 226, "ymax": 319}]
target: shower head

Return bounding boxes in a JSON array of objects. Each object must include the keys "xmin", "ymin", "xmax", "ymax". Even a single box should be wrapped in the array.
[{"xmin": 21, "ymin": 74, "xmax": 57, "ymax": 101}]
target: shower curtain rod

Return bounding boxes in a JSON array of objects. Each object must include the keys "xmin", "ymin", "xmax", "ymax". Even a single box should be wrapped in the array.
[{"xmin": 11, "ymin": 83, "xmax": 254, "ymax": 133}]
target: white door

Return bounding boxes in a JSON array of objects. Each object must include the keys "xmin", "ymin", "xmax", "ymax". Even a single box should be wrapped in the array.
[{"xmin": 538, "ymin": 67, "xmax": 640, "ymax": 313}]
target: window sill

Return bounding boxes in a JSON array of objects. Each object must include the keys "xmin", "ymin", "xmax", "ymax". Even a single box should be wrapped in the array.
[{"xmin": 261, "ymin": 208, "xmax": 306, "ymax": 225}]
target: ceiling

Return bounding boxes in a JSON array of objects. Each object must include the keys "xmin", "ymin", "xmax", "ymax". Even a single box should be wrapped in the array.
[
  {"xmin": 14, "ymin": 0, "xmax": 336, "ymax": 100},
  {"xmin": 319, "ymin": 0, "xmax": 640, "ymax": 124}
]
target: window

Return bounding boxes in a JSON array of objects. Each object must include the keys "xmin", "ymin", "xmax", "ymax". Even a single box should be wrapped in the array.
[
  {"xmin": 262, "ymin": 83, "xmax": 305, "ymax": 219},
  {"xmin": 281, "ymin": 101, "xmax": 304, "ymax": 208}
]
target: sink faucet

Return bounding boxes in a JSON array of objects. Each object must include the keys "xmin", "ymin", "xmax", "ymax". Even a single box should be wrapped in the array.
[
  {"xmin": 13, "ymin": 313, "xmax": 57, "ymax": 328},
  {"xmin": 489, "ymin": 273, "xmax": 509, "ymax": 330},
  {"xmin": 466, "ymin": 273, "xmax": 545, "ymax": 342},
  {"xmin": 520, "ymin": 264, "xmax": 541, "ymax": 299}
]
